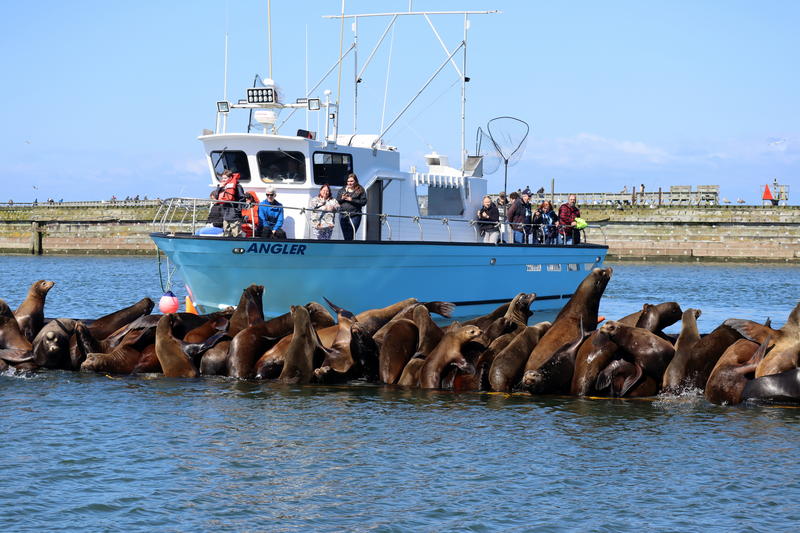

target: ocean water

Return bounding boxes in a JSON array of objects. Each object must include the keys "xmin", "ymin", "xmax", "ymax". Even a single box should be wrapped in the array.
[{"xmin": 1, "ymin": 256, "xmax": 799, "ymax": 531}]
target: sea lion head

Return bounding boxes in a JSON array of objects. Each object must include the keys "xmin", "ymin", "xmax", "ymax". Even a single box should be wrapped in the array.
[
  {"xmin": 598, "ymin": 320, "xmax": 621, "ymax": 338},
  {"xmin": 80, "ymin": 353, "xmax": 102, "ymax": 372},
  {"xmin": 305, "ymin": 302, "xmax": 335, "ymax": 328},
  {"xmin": 591, "ymin": 267, "xmax": 613, "ymax": 288},
  {"xmin": 33, "ymin": 280, "xmax": 56, "ymax": 295},
  {"xmin": 459, "ymin": 325, "xmax": 483, "ymax": 343}
]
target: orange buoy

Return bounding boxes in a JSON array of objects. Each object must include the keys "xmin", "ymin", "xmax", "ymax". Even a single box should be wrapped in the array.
[{"xmin": 185, "ymin": 296, "xmax": 198, "ymax": 315}]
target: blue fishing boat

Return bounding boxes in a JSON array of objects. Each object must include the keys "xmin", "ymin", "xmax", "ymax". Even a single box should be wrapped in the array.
[{"xmin": 151, "ymin": 7, "xmax": 607, "ymax": 318}]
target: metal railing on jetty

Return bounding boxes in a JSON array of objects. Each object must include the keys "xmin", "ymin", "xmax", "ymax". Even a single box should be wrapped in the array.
[
  {"xmin": 506, "ymin": 185, "xmax": 721, "ymax": 207},
  {"xmin": 152, "ymin": 197, "xmax": 606, "ymax": 245}
]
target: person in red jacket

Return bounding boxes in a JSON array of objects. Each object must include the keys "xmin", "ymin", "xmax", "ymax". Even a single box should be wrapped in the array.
[{"xmin": 558, "ymin": 194, "xmax": 581, "ymax": 245}]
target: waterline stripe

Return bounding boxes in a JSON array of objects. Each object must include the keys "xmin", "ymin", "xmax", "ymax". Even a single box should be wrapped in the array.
[{"xmin": 453, "ymin": 294, "xmax": 570, "ymax": 306}]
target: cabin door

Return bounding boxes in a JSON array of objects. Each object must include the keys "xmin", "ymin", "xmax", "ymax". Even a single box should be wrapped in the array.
[{"xmin": 366, "ymin": 180, "xmax": 384, "ymax": 241}]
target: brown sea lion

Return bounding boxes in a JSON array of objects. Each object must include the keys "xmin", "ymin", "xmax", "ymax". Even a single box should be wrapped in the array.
[
  {"xmin": 226, "ymin": 285, "xmax": 265, "ymax": 337},
  {"xmin": 278, "ymin": 306, "xmax": 328, "ymax": 384},
  {"xmin": 14, "ymin": 280, "xmax": 55, "ymax": 342},
  {"xmin": 619, "ymin": 301, "xmax": 682, "ymax": 331},
  {"xmin": 489, "ymin": 322, "xmax": 552, "ymax": 392},
  {"xmin": 412, "ymin": 305, "xmax": 445, "ymax": 358},
  {"xmin": 463, "ymin": 302, "xmax": 510, "ymax": 330},
  {"xmin": 742, "ymin": 368, "xmax": 800, "ymax": 404},
  {"xmin": 418, "ymin": 325, "xmax": 482, "ymax": 389},
  {"xmin": 595, "ymin": 359, "xmax": 659, "ymax": 397},
  {"xmin": 705, "ymin": 338, "xmax": 767, "ymax": 405},
  {"xmin": 504, "ymin": 293, "xmax": 536, "ymax": 327},
  {"xmin": 253, "ymin": 305, "xmax": 342, "ymax": 379},
  {"xmin": 524, "ymin": 268, "xmax": 612, "ymax": 377},
  {"xmin": 87, "ymin": 298, "xmax": 154, "ymax": 340},
  {"xmin": 597, "ymin": 321, "xmax": 675, "ymax": 385},
  {"xmin": 724, "ymin": 301, "xmax": 800, "ymax": 378},
  {"xmin": 0, "ymin": 299, "xmax": 34, "ymax": 363},
  {"xmin": 378, "ymin": 318, "xmax": 419, "ymax": 384},
  {"xmin": 662, "ymin": 308, "xmax": 703, "ymax": 392},
  {"xmin": 154, "ymin": 314, "xmax": 199, "ymax": 378},
  {"xmin": 81, "ymin": 326, "xmax": 156, "ymax": 374},
  {"xmin": 674, "ymin": 324, "xmax": 742, "ymax": 391},
  {"xmin": 183, "ymin": 315, "xmax": 229, "ymax": 343},
  {"xmin": 31, "ymin": 318, "xmax": 78, "ymax": 369},
  {"xmin": 371, "ymin": 301, "xmax": 453, "ymax": 346},
  {"xmin": 351, "ymin": 321, "xmax": 380, "ymax": 382},
  {"xmin": 522, "ymin": 320, "xmax": 590, "ymax": 395},
  {"xmin": 314, "ymin": 308, "xmax": 359, "ymax": 383},
  {"xmin": 397, "ymin": 356, "xmax": 427, "ymax": 387},
  {"xmin": 132, "ymin": 343, "xmax": 161, "ymax": 373},
  {"xmin": 199, "ymin": 340, "xmax": 231, "ymax": 376}
]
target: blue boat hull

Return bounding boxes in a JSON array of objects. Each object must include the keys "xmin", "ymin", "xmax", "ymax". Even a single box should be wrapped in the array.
[{"xmin": 151, "ymin": 233, "xmax": 607, "ymax": 319}]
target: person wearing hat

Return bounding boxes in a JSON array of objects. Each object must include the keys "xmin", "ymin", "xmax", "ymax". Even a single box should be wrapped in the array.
[
  {"xmin": 213, "ymin": 169, "xmax": 245, "ymax": 237},
  {"xmin": 258, "ymin": 185, "xmax": 285, "ymax": 238},
  {"xmin": 557, "ymin": 194, "xmax": 581, "ymax": 245}
]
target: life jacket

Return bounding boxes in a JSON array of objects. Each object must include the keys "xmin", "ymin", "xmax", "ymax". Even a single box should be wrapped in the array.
[
  {"xmin": 241, "ymin": 191, "xmax": 260, "ymax": 237},
  {"xmin": 218, "ymin": 173, "xmax": 241, "ymax": 203}
]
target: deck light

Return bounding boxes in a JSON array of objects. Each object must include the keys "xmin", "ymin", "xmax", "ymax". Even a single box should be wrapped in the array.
[
  {"xmin": 247, "ymin": 87, "xmax": 275, "ymax": 104},
  {"xmin": 216, "ymin": 101, "xmax": 230, "ymax": 113},
  {"xmin": 307, "ymin": 98, "xmax": 321, "ymax": 111}
]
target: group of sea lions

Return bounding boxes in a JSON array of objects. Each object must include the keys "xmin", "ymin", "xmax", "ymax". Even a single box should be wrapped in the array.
[{"xmin": 2, "ymin": 270, "xmax": 799, "ymax": 406}]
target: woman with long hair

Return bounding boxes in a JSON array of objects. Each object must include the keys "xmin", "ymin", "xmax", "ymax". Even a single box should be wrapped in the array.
[
  {"xmin": 335, "ymin": 173, "xmax": 367, "ymax": 240},
  {"xmin": 308, "ymin": 183, "xmax": 339, "ymax": 240}
]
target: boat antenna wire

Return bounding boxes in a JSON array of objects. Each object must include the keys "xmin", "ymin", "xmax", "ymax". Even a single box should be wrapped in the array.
[
  {"xmin": 267, "ymin": 0, "xmax": 273, "ymax": 79},
  {"xmin": 211, "ymin": 146, "xmax": 229, "ymax": 173},
  {"xmin": 380, "ymin": 22, "xmax": 396, "ymax": 133},
  {"xmin": 335, "ymin": 0, "xmax": 346, "ymax": 139},
  {"xmin": 486, "ymin": 116, "xmax": 530, "ymax": 198}
]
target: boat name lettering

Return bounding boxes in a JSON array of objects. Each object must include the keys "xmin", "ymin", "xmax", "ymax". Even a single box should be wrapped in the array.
[{"xmin": 244, "ymin": 243, "xmax": 307, "ymax": 255}]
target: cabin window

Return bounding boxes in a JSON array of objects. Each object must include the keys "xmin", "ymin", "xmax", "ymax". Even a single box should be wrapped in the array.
[
  {"xmin": 210, "ymin": 150, "xmax": 251, "ymax": 182},
  {"xmin": 312, "ymin": 152, "xmax": 353, "ymax": 186},
  {"xmin": 415, "ymin": 184, "xmax": 464, "ymax": 216},
  {"xmin": 257, "ymin": 151, "xmax": 306, "ymax": 184}
]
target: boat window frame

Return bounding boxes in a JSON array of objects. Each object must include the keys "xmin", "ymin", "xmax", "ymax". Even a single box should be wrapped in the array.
[
  {"xmin": 210, "ymin": 150, "xmax": 251, "ymax": 183},
  {"xmin": 256, "ymin": 150, "xmax": 307, "ymax": 184},
  {"xmin": 312, "ymin": 151, "xmax": 354, "ymax": 187},
  {"xmin": 414, "ymin": 182, "xmax": 465, "ymax": 217}
]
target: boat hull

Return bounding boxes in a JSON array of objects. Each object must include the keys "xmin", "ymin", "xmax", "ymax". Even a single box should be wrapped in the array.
[{"xmin": 151, "ymin": 233, "xmax": 607, "ymax": 319}]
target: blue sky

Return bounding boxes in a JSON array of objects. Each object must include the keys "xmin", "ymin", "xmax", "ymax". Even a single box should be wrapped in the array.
[{"xmin": 2, "ymin": 0, "xmax": 797, "ymax": 203}]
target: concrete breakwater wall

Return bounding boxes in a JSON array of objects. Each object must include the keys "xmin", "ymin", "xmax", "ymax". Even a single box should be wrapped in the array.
[{"xmin": 1, "ymin": 202, "xmax": 799, "ymax": 261}]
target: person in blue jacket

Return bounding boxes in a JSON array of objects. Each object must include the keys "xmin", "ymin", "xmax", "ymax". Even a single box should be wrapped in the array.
[{"xmin": 258, "ymin": 186, "xmax": 285, "ymax": 238}]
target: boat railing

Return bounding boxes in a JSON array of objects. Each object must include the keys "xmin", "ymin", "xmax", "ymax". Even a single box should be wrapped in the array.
[{"xmin": 152, "ymin": 197, "xmax": 606, "ymax": 245}]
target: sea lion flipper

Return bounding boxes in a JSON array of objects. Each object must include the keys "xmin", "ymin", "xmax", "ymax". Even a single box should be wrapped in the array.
[
  {"xmin": 424, "ymin": 301, "xmax": 456, "ymax": 319},
  {"xmin": 723, "ymin": 319, "xmax": 775, "ymax": 344},
  {"xmin": 322, "ymin": 297, "xmax": 355, "ymax": 320},
  {"xmin": 619, "ymin": 364, "xmax": 643, "ymax": 397},
  {"xmin": 0, "ymin": 348, "xmax": 35, "ymax": 364}
]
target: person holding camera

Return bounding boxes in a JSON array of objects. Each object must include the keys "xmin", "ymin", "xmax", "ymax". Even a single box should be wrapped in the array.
[
  {"xmin": 476, "ymin": 195, "xmax": 500, "ymax": 243},
  {"xmin": 336, "ymin": 173, "xmax": 367, "ymax": 241}
]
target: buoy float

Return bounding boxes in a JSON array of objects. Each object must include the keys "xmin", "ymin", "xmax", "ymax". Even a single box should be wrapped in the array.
[
  {"xmin": 159, "ymin": 290, "xmax": 180, "ymax": 314},
  {"xmin": 185, "ymin": 296, "xmax": 198, "ymax": 315}
]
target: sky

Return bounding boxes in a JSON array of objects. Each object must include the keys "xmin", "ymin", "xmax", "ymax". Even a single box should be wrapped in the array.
[{"xmin": 1, "ymin": 0, "xmax": 798, "ymax": 203}]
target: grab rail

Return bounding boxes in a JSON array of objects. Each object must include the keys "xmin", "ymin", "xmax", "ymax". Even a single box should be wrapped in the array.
[{"xmin": 151, "ymin": 197, "xmax": 606, "ymax": 246}]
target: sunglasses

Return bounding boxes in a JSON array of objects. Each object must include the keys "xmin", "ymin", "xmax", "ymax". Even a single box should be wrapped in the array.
[{"xmin": 266, "ymin": 193, "xmax": 275, "ymax": 197}]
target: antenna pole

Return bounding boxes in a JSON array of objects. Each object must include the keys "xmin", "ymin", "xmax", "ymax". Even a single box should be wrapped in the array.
[
  {"xmin": 461, "ymin": 14, "xmax": 468, "ymax": 169},
  {"xmin": 267, "ymin": 0, "xmax": 273, "ymax": 79},
  {"xmin": 335, "ymin": 0, "xmax": 345, "ymax": 141},
  {"xmin": 353, "ymin": 16, "xmax": 358, "ymax": 135}
]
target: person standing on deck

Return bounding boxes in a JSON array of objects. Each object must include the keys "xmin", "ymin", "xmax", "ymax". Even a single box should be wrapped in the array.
[
  {"xmin": 308, "ymin": 184, "xmax": 339, "ymax": 240},
  {"xmin": 506, "ymin": 191, "xmax": 526, "ymax": 244},
  {"xmin": 336, "ymin": 173, "xmax": 367, "ymax": 241},
  {"xmin": 558, "ymin": 194, "xmax": 581, "ymax": 245},
  {"xmin": 214, "ymin": 170, "xmax": 245, "ymax": 237}
]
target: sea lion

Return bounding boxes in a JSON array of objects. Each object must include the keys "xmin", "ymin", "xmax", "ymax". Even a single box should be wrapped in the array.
[
  {"xmin": 200, "ymin": 340, "xmax": 231, "ymax": 376},
  {"xmin": 596, "ymin": 321, "xmax": 675, "ymax": 385},
  {"xmin": 227, "ymin": 284, "xmax": 265, "ymax": 337},
  {"xmin": 504, "ymin": 293, "xmax": 535, "ymax": 327},
  {"xmin": 0, "ymin": 299, "xmax": 34, "ymax": 363},
  {"xmin": 184, "ymin": 315, "xmax": 229, "ymax": 343},
  {"xmin": 80, "ymin": 326, "xmax": 156, "ymax": 374},
  {"xmin": 522, "ymin": 320, "xmax": 590, "ymax": 395},
  {"xmin": 571, "ymin": 329, "xmax": 618, "ymax": 397},
  {"xmin": 489, "ymin": 322, "xmax": 551, "ymax": 392},
  {"xmin": 524, "ymin": 268, "xmax": 612, "ymax": 376},
  {"xmin": 87, "ymin": 297, "xmax": 155, "ymax": 340},
  {"xmin": 371, "ymin": 301, "xmax": 453, "ymax": 346},
  {"xmin": 278, "ymin": 305, "xmax": 328, "ymax": 384},
  {"xmin": 154, "ymin": 314, "xmax": 199, "ymax": 378},
  {"xmin": 705, "ymin": 338, "xmax": 767, "ymax": 405},
  {"xmin": 314, "ymin": 308, "xmax": 359, "ymax": 383},
  {"xmin": 412, "ymin": 305, "xmax": 445, "ymax": 358},
  {"xmin": 378, "ymin": 318, "xmax": 419, "ymax": 384},
  {"xmin": 662, "ymin": 308, "xmax": 703, "ymax": 392},
  {"xmin": 418, "ymin": 325, "xmax": 482, "ymax": 389},
  {"xmin": 132, "ymin": 343, "xmax": 161, "ymax": 373},
  {"xmin": 14, "ymin": 280, "xmax": 55, "ymax": 342},
  {"xmin": 619, "ymin": 301, "xmax": 682, "ymax": 331},
  {"xmin": 463, "ymin": 302, "xmax": 510, "ymax": 330},
  {"xmin": 350, "ymin": 321, "xmax": 380, "ymax": 382},
  {"xmin": 595, "ymin": 359, "xmax": 659, "ymax": 397},
  {"xmin": 31, "ymin": 318, "xmax": 78, "ymax": 369},
  {"xmin": 724, "ymin": 301, "xmax": 800, "ymax": 378},
  {"xmin": 742, "ymin": 368, "xmax": 800, "ymax": 404},
  {"xmin": 397, "ymin": 355, "xmax": 427, "ymax": 387}
]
